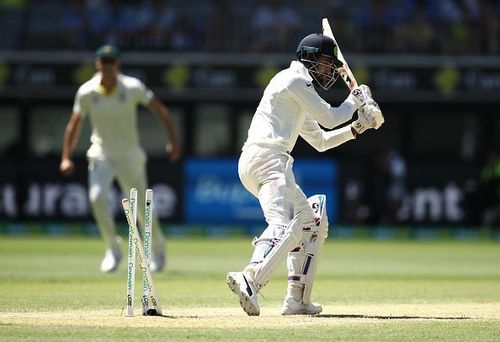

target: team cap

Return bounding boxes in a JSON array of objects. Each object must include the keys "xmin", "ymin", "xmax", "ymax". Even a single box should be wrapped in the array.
[{"xmin": 95, "ymin": 45, "xmax": 121, "ymax": 60}]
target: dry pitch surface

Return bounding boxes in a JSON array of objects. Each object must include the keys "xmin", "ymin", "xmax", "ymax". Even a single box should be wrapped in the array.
[{"xmin": 2, "ymin": 304, "xmax": 499, "ymax": 329}]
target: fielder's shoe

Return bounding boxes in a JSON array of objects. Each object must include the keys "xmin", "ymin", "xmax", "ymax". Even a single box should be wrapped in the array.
[
  {"xmin": 226, "ymin": 271, "xmax": 260, "ymax": 316},
  {"xmin": 281, "ymin": 297, "xmax": 322, "ymax": 315},
  {"xmin": 150, "ymin": 252, "xmax": 165, "ymax": 273},
  {"xmin": 100, "ymin": 241, "xmax": 122, "ymax": 273}
]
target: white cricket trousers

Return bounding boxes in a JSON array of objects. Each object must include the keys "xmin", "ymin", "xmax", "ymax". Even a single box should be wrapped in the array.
[
  {"xmin": 87, "ymin": 153, "xmax": 164, "ymax": 251},
  {"xmin": 238, "ymin": 146, "xmax": 315, "ymax": 229}
]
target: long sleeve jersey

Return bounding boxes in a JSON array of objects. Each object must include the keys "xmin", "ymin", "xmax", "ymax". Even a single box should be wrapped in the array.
[{"xmin": 242, "ymin": 61, "xmax": 359, "ymax": 153}]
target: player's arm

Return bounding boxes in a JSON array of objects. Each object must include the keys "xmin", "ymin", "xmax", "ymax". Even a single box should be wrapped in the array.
[
  {"xmin": 147, "ymin": 98, "xmax": 181, "ymax": 162},
  {"xmin": 288, "ymin": 78, "xmax": 362, "ymax": 129},
  {"xmin": 299, "ymin": 117, "xmax": 355, "ymax": 152},
  {"xmin": 300, "ymin": 109, "xmax": 381, "ymax": 152},
  {"xmin": 60, "ymin": 112, "xmax": 82, "ymax": 176}
]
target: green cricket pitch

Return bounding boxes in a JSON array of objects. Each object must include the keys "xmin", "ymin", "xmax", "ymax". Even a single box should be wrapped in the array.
[{"xmin": 1, "ymin": 236, "xmax": 499, "ymax": 340}]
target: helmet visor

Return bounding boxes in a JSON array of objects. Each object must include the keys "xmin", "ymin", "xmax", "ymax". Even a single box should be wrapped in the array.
[{"xmin": 300, "ymin": 54, "xmax": 343, "ymax": 90}]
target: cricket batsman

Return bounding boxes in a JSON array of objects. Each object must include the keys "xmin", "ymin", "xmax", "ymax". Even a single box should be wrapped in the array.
[{"xmin": 227, "ymin": 33, "xmax": 384, "ymax": 316}]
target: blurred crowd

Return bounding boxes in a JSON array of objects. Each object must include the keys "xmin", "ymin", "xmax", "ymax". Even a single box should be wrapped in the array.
[{"xmin": 0, "ymin": 0, "xmax": 498, "ymax": 55}]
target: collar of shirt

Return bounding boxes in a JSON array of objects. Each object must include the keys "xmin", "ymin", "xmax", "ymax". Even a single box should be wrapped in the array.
[
  {"xmin": 289, "ymin": 61, "xmax": 313, "ymax": 82},
  {"xmin": 92, "ymin": 73, "xmax": 121, "ymax": 96}
]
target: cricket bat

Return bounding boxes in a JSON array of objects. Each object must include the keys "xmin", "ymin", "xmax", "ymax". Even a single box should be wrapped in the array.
[
  {"xmin": 322, "ymin": 18, "xmax": 358, "ymax": 91},
  {"xmin": 323, "ymin": 18, "xmax": 385, "ymax": 129}
]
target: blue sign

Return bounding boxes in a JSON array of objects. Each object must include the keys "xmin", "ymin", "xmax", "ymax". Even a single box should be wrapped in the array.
[
  {"xmin": 294, "ymin": 158, "xmax": 339, "ymax": 221},
  {"xmin": 184, "ymin": 158, "xmax": 338, "ymax": 225}
]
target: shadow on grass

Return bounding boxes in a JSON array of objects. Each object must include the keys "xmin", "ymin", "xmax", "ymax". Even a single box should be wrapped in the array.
[
  {"xmin": 315, "ymin": 314, "xmax": 472, "ymax": 320},
  {"xmin": 150, "ymin": 314, "xmax": 472, "ymax": 320},
  {"xmin": 158, "ymin": 315, "xmax": 200, "ymax": 319}
]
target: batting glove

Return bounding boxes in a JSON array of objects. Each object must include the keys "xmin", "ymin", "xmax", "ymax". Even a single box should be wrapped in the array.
[
  {"xmin": 351, "ymin": 111, "xmax": 373, "ymax": 135},
  {"xmin": 350, "ymin": 84, "xmax": 373, "ymax": 109},
  {"xmin": 360, "ymin": 101, "xmax": 385, "ymax": 129}
]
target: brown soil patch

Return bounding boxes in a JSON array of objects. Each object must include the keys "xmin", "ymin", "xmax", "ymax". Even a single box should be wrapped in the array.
[{"xmin": 1, "ymin": 303, "xmax": 499, "ymax": 329}]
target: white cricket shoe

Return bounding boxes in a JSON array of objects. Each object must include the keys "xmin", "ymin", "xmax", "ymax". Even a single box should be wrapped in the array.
[
  {"xmin": 100, "ymin": 243, "xmax": 122, "ymax": 273},
  {"xmin": 226, "ymin": 271, "xmax": 260, "ymax": 316},
  {"xmin": 281, "ymin": 297, "xmax": 322, "ymax": 315},
  {"xmin": 150, "ymin": 252, "xmax": 165, "ymax": 273}
]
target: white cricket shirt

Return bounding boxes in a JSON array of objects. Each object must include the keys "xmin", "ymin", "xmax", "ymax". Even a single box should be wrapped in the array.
[
  {"xmin": 73, "ymin": 73, "xmax": 154, "ymax": 160},
  {"xmin": 243, "ymin": 61, "xmax": 358, "ymax": 153}
]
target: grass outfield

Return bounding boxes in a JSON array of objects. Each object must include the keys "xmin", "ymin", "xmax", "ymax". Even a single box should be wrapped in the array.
[{"xmin": 0, "ymin": 236, "xmax": 499, "ymax": 341}]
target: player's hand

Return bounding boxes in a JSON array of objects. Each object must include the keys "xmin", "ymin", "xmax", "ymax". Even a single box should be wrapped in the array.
[
  {"xmin": 352, "ymin": 101, "xmax": 384, "ymax": 134},
  {"xmin": 350, "ymin": 84, "xmax": 373, "ymax": 109},
  {"xmin": 361, "ymin": 101, "xmax": 385, "ymax": 129},
  {"xmin": 165, "ymin": 142, "xmax": 181, "ymax": 162},
  {"xmin": 60, "ymin": 158, "xmax": 75, "ymax": 176},
  {"xmin": 351, "ymin": 111, "xmax": 372, "ymax": 135}
]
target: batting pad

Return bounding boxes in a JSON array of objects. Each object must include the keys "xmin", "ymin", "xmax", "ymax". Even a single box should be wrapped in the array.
[
  {"xmin": 287, "ymin": 194, "xmax": 328, "ymax": 304},
  {"xmin": 254, "ymin": 215, "xmax": 303, "ymax": 289}
]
